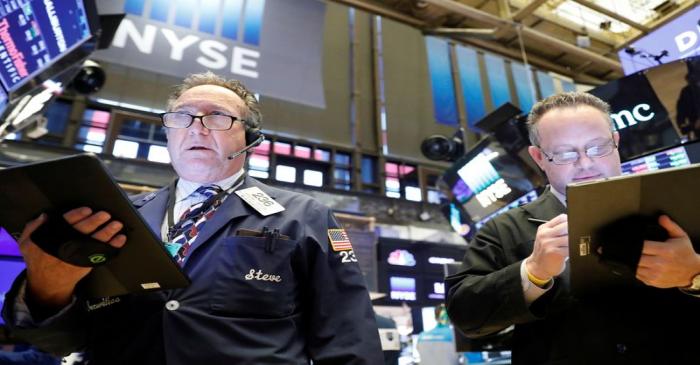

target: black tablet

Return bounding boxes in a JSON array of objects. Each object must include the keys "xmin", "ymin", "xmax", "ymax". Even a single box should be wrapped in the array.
[
  {"xmin": 0, "ymin": 153, "xmax": 190, "ymax": 298},
  {"xmin": 567, "ymin": 163, "xmax": 700, "ymax": 297}
]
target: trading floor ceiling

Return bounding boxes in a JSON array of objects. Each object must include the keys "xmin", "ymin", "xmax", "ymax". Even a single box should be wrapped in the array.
[{"xmin": 327, "ymin": 0, "xmax": 697, "ymax": 85}]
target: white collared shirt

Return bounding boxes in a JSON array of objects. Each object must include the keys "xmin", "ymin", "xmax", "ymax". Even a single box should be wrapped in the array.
[
  {"xmin": 550, "ymin": 185, "xmax": 567, "ymax": 207},
  {"xmin": 160, "ymin": 168, "xmax": 246, "ymax": 240}
]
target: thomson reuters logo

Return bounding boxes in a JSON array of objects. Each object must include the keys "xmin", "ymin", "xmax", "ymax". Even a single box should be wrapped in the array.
[{"xmin": 124, "ymin": 0, "xmax": 265, "ymax": 46}]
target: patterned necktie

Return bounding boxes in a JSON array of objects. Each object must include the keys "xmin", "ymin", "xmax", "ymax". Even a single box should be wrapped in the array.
[{"xmin": 168, "ymin": 184, "xmax": 226, "ymax": 265}]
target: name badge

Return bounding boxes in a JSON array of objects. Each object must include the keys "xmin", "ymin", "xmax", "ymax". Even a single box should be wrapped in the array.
[{"xmin": 235, "ymin": 187, "xmax": 285, "ymax": 216}]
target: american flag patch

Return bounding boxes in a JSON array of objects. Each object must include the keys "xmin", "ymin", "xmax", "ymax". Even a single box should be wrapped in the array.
[{"xmin": 328, "ymin": 229, "xmax": 353, "ymax": 251}]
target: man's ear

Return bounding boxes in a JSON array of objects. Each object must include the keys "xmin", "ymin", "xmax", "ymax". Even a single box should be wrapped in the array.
[
  {"xmin": 613, "ymin": 131, "xmax": 620, "ymax": 145},
  {"xmin": 528, "ymin": 145, "xmax": 546, "ymax": 171}
]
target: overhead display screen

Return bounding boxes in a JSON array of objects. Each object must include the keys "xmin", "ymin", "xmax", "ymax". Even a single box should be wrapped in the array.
[
  {"xmin": 443, "ymin": 137, "xmax": 541, "ymax": 224},
  {"xmin": 0, "ymin": 0, "xmax": 91, "ymax": 91}
]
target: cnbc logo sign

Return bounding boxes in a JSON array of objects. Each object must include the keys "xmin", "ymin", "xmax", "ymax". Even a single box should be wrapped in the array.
[{"xmin": 111, "ymin": 0, "xmax": 266, "ymax": 78}]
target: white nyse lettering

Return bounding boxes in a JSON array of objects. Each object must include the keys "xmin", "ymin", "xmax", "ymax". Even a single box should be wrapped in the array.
[
  {"xmin": 675, "ymin": 30, "xmax": 697, "ymax": 53},
  {"xmin": 197, "ymin": 40, "xmax": 227, "ymax": 69},
  {"xmin": 111, "ymin": 20, "xmax": 261, "ymax": 79},
  {"xmin": 160, "ymin": 29, "xmax": 199, "ymax": 61},
  {"xmin": 112, "ymin": 18, "xmax": 156, "ymax": 54},
  {"xmin": 232, "ymin": 47, "xmax": 260, "ymax": 78}
]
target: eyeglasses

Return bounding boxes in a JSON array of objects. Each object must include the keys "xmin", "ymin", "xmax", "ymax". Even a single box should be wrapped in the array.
[
  {"xmin": 160, "ymin": 112, "xmax": 244, "ymax": 131},
  {"xmin": 539, "ymin": 140, "xmax": 618, "ymax": 165}
]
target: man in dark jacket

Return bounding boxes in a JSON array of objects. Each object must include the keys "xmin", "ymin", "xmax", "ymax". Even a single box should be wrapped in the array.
[
  {"xmin": 1, "ymin": 72, "xmax": 383, "ymax": 364},
  {"xmin": 446, "ymin": 92, "xmax": 700, "ymax": 364}
]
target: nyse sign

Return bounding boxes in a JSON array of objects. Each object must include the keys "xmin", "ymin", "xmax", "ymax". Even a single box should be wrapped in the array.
[
  {"xmin": 93, "ymin": 0, "xmax": 327, "ymax": 108},
  {"xmin": 112, "ymin": 18, "xmax": 260, "ymax": 78}
]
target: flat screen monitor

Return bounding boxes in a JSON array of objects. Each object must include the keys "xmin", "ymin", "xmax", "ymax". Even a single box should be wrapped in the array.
[
  {"xmin": 473, "ymin": 189, "xmax": 539, "ymax": 231},
  {"xmin": 588, "ymin": 71, "xmax": 679, "ymax": 161},
  {"xmin": 0, "ymin": 0, "xmax": 93, "ymax": 92},
  {"xmin": 0, "ymin": 257, "xmax": 25, "ymax": 326},
  {"xmin": 618, "ymin": 5, "xmax": 700, "ymax": 75},
  {"xmin": 442, "ymin": 136, "xmax": 543, "ymax": 225},
  {"xmin": 589, "ymin": 56, "xmax": 700, "ymax": 160}
]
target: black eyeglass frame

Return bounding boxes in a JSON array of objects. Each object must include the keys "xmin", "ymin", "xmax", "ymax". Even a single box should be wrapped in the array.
[{"xmin": 159, "ymin": 112, "xmax": 246, "ymax": 131}]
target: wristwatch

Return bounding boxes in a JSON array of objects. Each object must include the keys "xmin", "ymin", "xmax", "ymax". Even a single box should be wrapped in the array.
[{"xmin": 685, "ymin": 273, "xmax": 700, "ymax": 291}]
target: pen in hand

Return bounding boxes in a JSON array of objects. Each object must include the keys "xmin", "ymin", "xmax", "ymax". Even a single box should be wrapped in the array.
[{"xmin": 527, "ymin": 218, "xmax": 548, "ymax": 224}]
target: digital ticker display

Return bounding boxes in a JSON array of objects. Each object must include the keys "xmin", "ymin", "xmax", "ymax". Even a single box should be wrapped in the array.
[
  {"xmin": 0, "ymin": 0, "xmax": 91, "ymax": 91},
  {"xmin": 621, "ymin": 146, "xmax": 691, "ymax": 175}
]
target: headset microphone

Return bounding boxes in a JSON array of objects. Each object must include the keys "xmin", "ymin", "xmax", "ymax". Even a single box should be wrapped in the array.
[{"xmin": 227, "ymin": 134, "xmax": 265, "ymax": 160}]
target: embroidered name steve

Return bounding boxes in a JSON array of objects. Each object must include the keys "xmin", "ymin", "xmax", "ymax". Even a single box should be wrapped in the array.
[{"xmin": 245, "ymin": 269, "xmax": 282, "ymax": 282}]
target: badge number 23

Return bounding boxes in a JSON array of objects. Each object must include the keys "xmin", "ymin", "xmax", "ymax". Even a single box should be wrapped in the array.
[
  {"xmin": 251, "ymin": 192, "xmax": 275, "ymax": 207},
  {"xmin": 339, "ymin": 250, "xmax": 358, "ymax": 263}
]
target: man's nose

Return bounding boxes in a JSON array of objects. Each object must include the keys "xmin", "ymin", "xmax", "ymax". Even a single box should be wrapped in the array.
[
  {"xmin": 576, "ymin": 153, "xmax": 595, "ymax": 169},
  {"xmin": 188, "ymin": 118, "xmax": 210, "ymax": 135}
]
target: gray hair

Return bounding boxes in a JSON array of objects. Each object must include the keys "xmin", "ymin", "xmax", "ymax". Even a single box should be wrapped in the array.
[
  {"xmin": 526, "ymin": 91, "xmax": 613, "ymax": 146},
  {"xmin": 167, "ymin": 71, "xmax": 262, "ymax": 131}
]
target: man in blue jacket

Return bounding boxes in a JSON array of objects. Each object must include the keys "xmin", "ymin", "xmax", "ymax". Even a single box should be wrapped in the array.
[{"xmin": 2, "ymin": 72, "xmax": 383, "ymax": 364}]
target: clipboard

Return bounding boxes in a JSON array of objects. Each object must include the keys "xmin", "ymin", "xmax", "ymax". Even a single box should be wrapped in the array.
[
  {"xmin": 566, "ymin": 163, "xmax": 700, "ymax": 297},
  {"xmin": 0, "ymin": 153, "xmax": 190, "ymax": 298}
]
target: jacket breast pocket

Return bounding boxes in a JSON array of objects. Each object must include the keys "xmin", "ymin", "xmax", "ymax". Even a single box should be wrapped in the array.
[{"xmin": 209, "ymin": 236, "xmax": 300, "ymax": 318}]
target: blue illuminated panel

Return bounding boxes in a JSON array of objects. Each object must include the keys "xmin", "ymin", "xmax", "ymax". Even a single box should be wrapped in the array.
[
  {"xmin": 536, "ymin": 71, "xmax": 555, "ymax": 99},
  {"xmin": 0, "ymin": 0, "xmax": 91, "ymax": 91},
  {"xmin": 456, "ymin": 45, "xmax": 486, "ymax": 129},
  {"xmin": 124, "ymin": 0, "xmax": 145, "ymax": 15},
  {"xmin": 243, "ymin": 0, "xmax": 265, "ymax": 46},
  {"xmin": 511, "ymin": 62, "xmax": 536, "ymax": 114},
  {"xmin": 426, "ymin": 36, "xmax": 458, "ymax": 126},
  {"xmin": 174, "ymin": 0, "xmax": 196, "ymax": 28},
  {"xmin": 149, "ymin": 0, "xmax": 169, "ymax": 22},
  {"xmin": 560, "ymin": 79, "xmax": 576, "ymax": 92},
  {"xmin": 221, "ymin": 0, "xmax": 243, "ymax": 40},
  {"xmin": 484, "ymin": 53, "xmax": 511, "ymax": 110},
  {"xmin": 198, "ymin": 0, "xmax": 219, "ymax": 34}
]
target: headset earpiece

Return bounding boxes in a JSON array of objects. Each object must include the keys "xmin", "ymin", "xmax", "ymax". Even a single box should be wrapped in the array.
[{"xmin": 245, "ymin": 128, "xmax": 262, "ymax": 146}]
